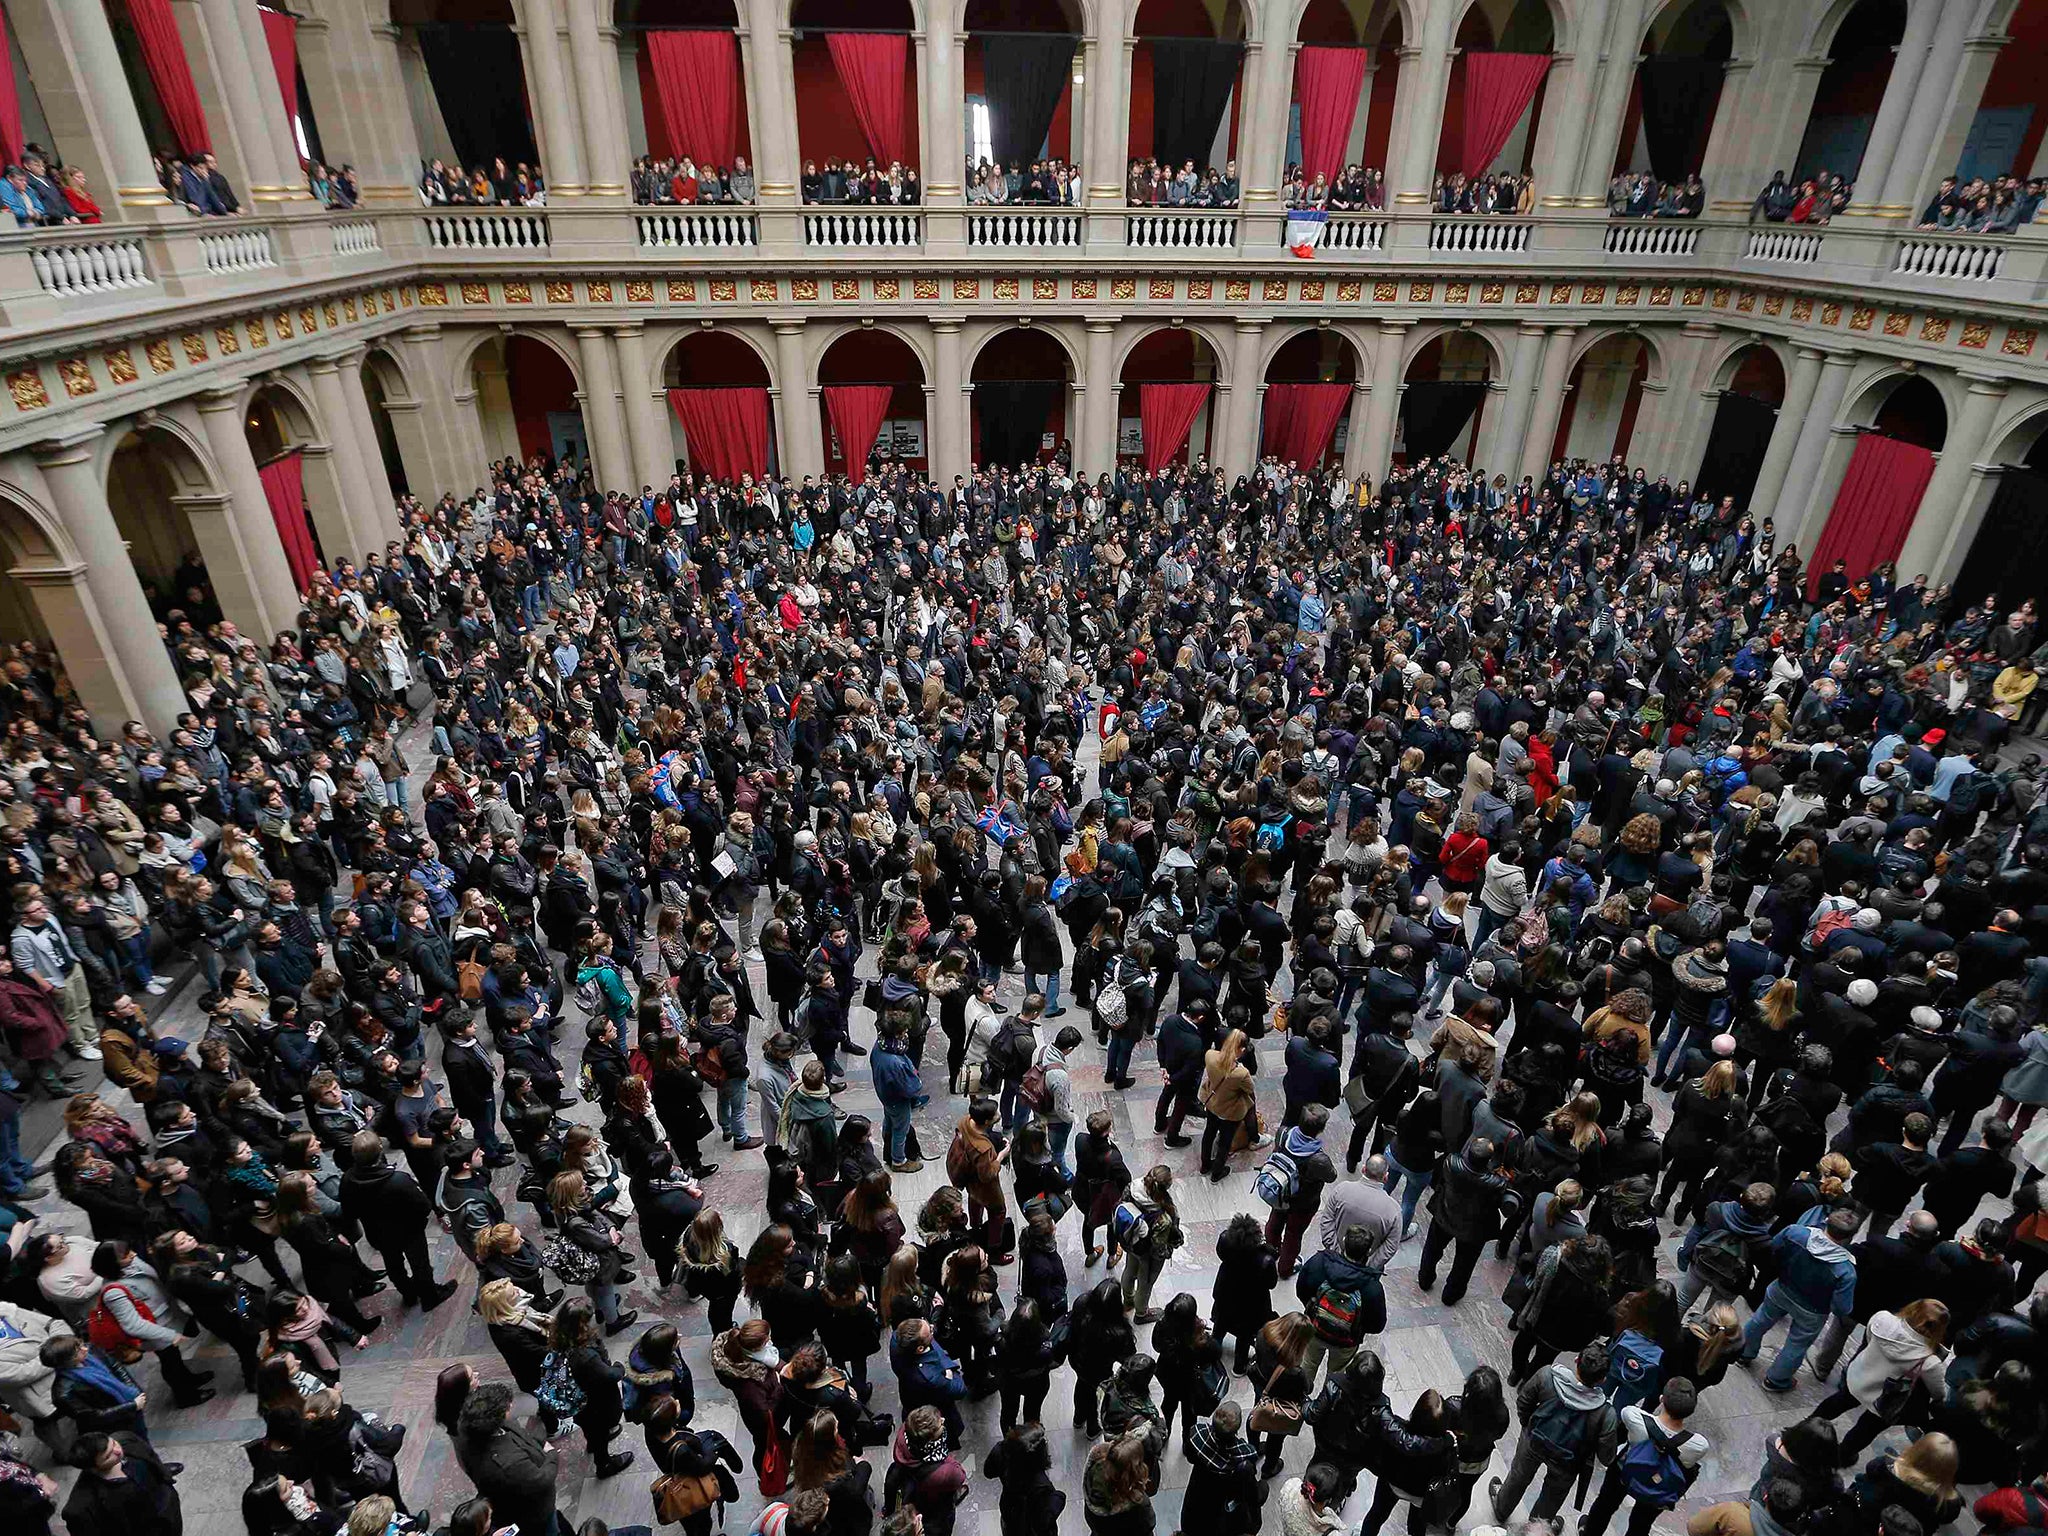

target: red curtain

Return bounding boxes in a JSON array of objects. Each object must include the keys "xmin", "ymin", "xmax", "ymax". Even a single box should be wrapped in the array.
[
  {"xmin": 1140, "ymin": 383, "xmax": 1210, "ymax": 473},
  {"xmin": 257, "ymin": 451, "xmax": 317, "ymax": 595},
  {"xmin": 1462, "ymin": 52, "xmax": 1549, "ymax": 176},
  {"xmin": 1294, "ymin": 47, "xmax": 1367, "ymax": 189},
  {"xmin": 667, "ymin": 388, "xmax": 771, "ymax": 482},
  {"xmin": 0, "ymin": 5, "xmax": 23, "ymax": 170},
  {"xmin": 259, "ymin": 6, "xmax": 299, "ymax": 145},
  {"xmin": 122, "ymin": 0, "xmax": 210, "ymax": 156},
  {"xmin": 825, "ymin": 33, "xmax": 909, "ymax": 167},
  {"xmin": 1262, "ymin": 382, "xmax": 1352, "ymax": 467},
  {"xmin": 1806, "ymin": 433, "xmax": 1937, "ymax": 598},
  {"xmin": 824, "ymin": 384, "xmax": 894, "ymax": 473},
  {"xmin": 645, "ymin": 31, "xmax": 740, "ymax": 168}
]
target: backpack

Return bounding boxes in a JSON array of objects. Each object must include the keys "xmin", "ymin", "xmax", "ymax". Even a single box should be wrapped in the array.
[
  {"xmin": 1687, "ymin": 1225, "xmax": 1755, "ymax": 1297},
  {"xmin": 1256, "ymin": 813, "xmax": 1293, "ymax": 854},
  {"xmin": 86, "ymin": 1285, "xmax": 149, "ymax": 1363},
  {"xmin": 1251, "ymin": 1145, "xmax": 1301, "ymax": 1209},
  {"xmin": 1017, "ymin": 1060, "xmax": 1053, "ymax": 1112},
  {"xmin": 536, "ymin": 1350, "xmax": 587, "ymax": 1420},
  {"xmin": 1110, "ymin": 1198, "xmax": 1151, "ymax": 1249},
  {"xmin": 1587, "ymin": 1030, "xmax": 1645, "ymax": 1088},
  {"xmin": 992, "ymin": 1022, "xmax": 1035, "ymax": 1079},
  {"xmin": 1617, "ymin": 1417, "xmax": 1691, "ymax": 1504},
  {"xmin": 1093, "ymin": 963, "xmax": 1129, "ymax": 1031},
  {"xmin": 1307, "ymin": 1270, "xmax": 1369, "ymax": 1346},
  {"xmin": 574, "ymin": 972, "xmax": 604, "ymax": 1016},
  {"xmin": 1604, "ymin": 1328, "xmax": 1666, "ymax": 1407},
  {"xmin": 1528, "ymin": 1391, "xmax": 1597, "ymax": 1467}
]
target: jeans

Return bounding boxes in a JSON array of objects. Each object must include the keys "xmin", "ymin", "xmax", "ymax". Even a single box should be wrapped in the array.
[
  {"xmin": 520, "ymin": 584, "xmax": 544, "ymax": 627},
  {"xmin": 1046, "ymin": 1118, "xmax": 1073, "ymax": 1178},
  {"xmin": 457, "ymin": 1093, "xmax": 505, "ymax": 1156},
  {"xmin": 1472, "ymin": 904, "xmax": 1508, "ymax": 952},
  {"xmin": 883, "ymin": 1100, "xmax": 913, "ymax": 1163},
  {"xmin": 1492, "ymin": 1431, "xmax": 1579, "ymax": 1525},
  {"xmin": 1121, "ymin": 1250, "xmax": 1164, "ymax": 1314},
  {"xmin": 1654, "ymin": 1019, "xmax": 1707, "ymax": 1082},
  {"xmin": 716, "ymin": 1078, "xmax": 749, "ymax": 1140},
  {"xmin": 1025, "ymin": 970, "xmax": 1063, "ymax": 1013},
  {"xmin": 1383, "ymin": 1152, "xmax": 1432, "ymax": 1229},
  {"xmin": 588, "ymin": 1279, "xmax": 621, "ymax": 1324},
  {"xmin": 1106, "ymin": 1033, "xmax": 1135, "ymax": 1083},
  {"xmin": 1739, "ymin": 1282, "xmax": 1828, "ymax": 1388},
  {"xmin": 385, "ymin": 777, "xmax": 410, "ymax": 811},
  {"xmin": 0, "ymin": 1088, "xmax": 31, "ymax": 1195},
  {"xmin": 1580, "ymin": 1466, "xmax": 1671, "ymax": 1536},
  {"xmin": 121, "ymin": 933, "xmax": 155, "ymax": 988}
]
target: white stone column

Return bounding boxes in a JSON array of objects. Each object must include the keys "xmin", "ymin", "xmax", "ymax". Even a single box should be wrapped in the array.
[
  {"xmin": 772, "ymin": 321, "xmax": 820, "ymax": 482},
  {"xmin": 305, "ymin": 14, "xmax": 420, "ymax": 203},
  {"xmin": 926, "ymin": 3, "xmax": 963, "ymax": 202},
  {"xmin": 566, "ymin": 0, "xmax": 631, "ymax": 198},
  {"xmin": 1238, "ymin": 34, "xmax": 1294, "ymax": 215},
  {"xmin": 932, "ymin": 320, "xmax": 968, "ymax": 485},
  {"xmin": 194, "ymin": 0, "xmax": 308, "ymax": 204},
  {"xmin": 1341, "ymin": 380, "xmax": 1373, "ymax": 483},
  {"xmin": 1359, "ymin": 320, "xmax": 1409, "ymax": 475},
  {"xmin": 306, "ymin": 353, "xmax": 386, "ymax": 558},
  {"xmin": 572, "ymin": 328, "xmax": 632, "ymax": 492},
  {"xmin": 1897, "ymin": 373, "xmax": 2008, "ymax": 580},
  {"xmin": 1518, "ymin": 326, "xmax": 1582, "ymax": 482},
  {"xmin": 336, "ymin": 352, "xmax": 405, "ymax": 547},
  {"xmin": 1747, "ymin": 346, "xmax": 1824, "ymax": 521},
  {"xmin": 1772, "ymin": 349, "xmax": 1857, "ymax": 548},
  {"xmin": 6, "ymin": 0, "xmax": 176, "ymax": 217},
  {"xmin": 1886, "ymin": 23, "xmax": 2008, "ymax": 221},
  {"xmin": 1081, "ymin": 320, "xmax": 1120, "ymax": 474},
  {"xmin": 1840, "ymin": 0, "xmax": 1940, "ymax": 215},
  {"xmin": 1086, "ymin": 0, "xmax": 1130, "ymax": 204},
  {"xmin": 514, "ymin": 0, "xmax": 587, "ymax": 195},
  {"xmin": 1224, "ymin": 319, "xmax": 1268, "ymax": 478},
  {"xmin": 32, "ymin": 429, "xmax": 189, "ymax": 733},
  {"xmin": 1485, "ymin": 321, "xmax": 1547, "ymax": 471},
  {"xmin": 1562, "ymin": 0, "xmax": 1643, "ymax": 207},
  {"xmin": 745, "ymin": 0, "xmax": 799, "ymax": 204},
  {"xmin": 196, "ymin": 386, "xmax": 302, "ymax": 638},
  {"xmin": 611, "ymin": 325, "xmax": 670, "ymax": 490},
  {"xmin": 1386, "ymin": 5, "xmax": 1455, "ymax": 207}
]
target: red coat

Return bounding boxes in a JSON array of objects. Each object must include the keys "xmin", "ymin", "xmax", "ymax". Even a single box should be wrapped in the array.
[
  {"xmin": 1526, "ymin": 739, "xmax": 1559, "ymax": 803},
  {"xmin": 1441, "ymin": 831, "xmax": 1489, "ymax": 885},
  {"xmin": 0, "ymin": 975, "xmax": 68, "ymax": 1061}
]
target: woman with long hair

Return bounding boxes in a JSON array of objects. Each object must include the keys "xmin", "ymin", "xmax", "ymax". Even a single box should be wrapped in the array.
[
  {"xmin": 477, "ymin": 1277, "xmax": 550, "ymax": 1393},
  {"xmin": 838, "ymin": 1169, "xmax": 908, "ymax": 1294},
  {"xmin": 1199, "ymin": 1029, "xmax": 1257, "ymax": 1181},
  {"xmin": 1657, "ymin": 1059, "xmax": 1740, "ymax": 1221},
  {"xmin": 1665, "ymin": 1301, "xmax": 1744, "ymax": 1397},
  {"xmin": 552, "ymin": 1296, "xmax": 635, "ymax": 1478},
  {"xmin": 1082, "ymin": 1425, "xmax": 1155, "ymax": 1536},
  {"xmin": 1853, "ymin": 1428, "xmax": 1962, "ymax": 1530},
  {"xmin": 742, "ymin": 1223, "xmax": 818, "ymax": 1352},
  {"xmin": 1069, "ymin": 1277, "xmax": 1138, "ymax": 1436},
  {"xmin": 1816, "ymin": 1297, "xmax": 1951, "ymax": 1462},
  {"xmin": 1440, "ymin": 1366, "xmax": 1510, "ymax": 1530},
  {"xmin": 1734, "ymin": 975, "xmax": 1802, "ymax": 1107},
  {"xmin": 1357, "ymin": 1388, "xmax": 1457, "ymax": 1536}
]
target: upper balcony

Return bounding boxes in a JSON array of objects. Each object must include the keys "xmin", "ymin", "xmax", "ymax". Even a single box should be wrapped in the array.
[{"xmin": 3, "ymin": 203, "xmax": 2046, "ymax": 355}]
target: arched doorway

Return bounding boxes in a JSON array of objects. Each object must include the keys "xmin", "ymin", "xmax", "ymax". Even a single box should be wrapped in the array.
[
  {"xmin": 1437, "ymin": 0, "xmax": 1555, "ymax": 185},
  {"xmin": 663, "ymin": 330, "xmax": 777, "ymax": 480},
  {"xmin": 1399, "ymin": 333, "xmax": 1492, "ymax": 465},
  {"xmin": 469, "ymin": 334, "xmax": 585, "ymax": 470},
  {"xmin": 618, "ymin": 0, "xmax": 753, "ymax": 179},
  {"xmin": 1869, "ymin": 375, "xmax": 1948, "ymax": 453},
  {"xmin": 1693, "ymin": 344, "xmax": 1787, "ymax": 508},
  {"xmin": 1556, "ymin": 333, "xmax": 1651, "ymax": 465},
  {"xmin": 1616, "ymin": 0, "xmax": 1733, "ymax": 184},
  {"xmin": 1261, "ymin": 329, "xmax": 1358, "ymax": 468},
  {"xmin": 963, "ymin": 0, "xmax": 1080, "ymax": 190},
  {"xmin": 791, "ymin": 0, "xmax": 920, "ymax": 189},
  {"xmin": 1119, "ymin": 328, "xmax": 1222, "ymax": 470},
  {"xmin": 359, "ymin": 350, "xmax": 423, "ymax": 502},
  {"xmin": 818, "ymin": 329, "xmax": 927, "ymax": 474},
  {"xmin": 1129, "ymin": 0, "xmax": 1248, "ymax": 184},
  {"xmin": 971, "ymin": 327, "xmax": 1073, "ymax": 469},
  {"xmin": 1288, "ymin": 0, "xmax": 1401, "ymax": 193},
  {"xmin": 1804, "ymin": 373, "xmax": 1947, "ymax": 592},
  {"xmin": 1953, "ymin": 410, "xmax": 2048, "ymax": 617},
  {"xmin": 1792, "ymin": 0, "xmax": 1907, "ymax": 183},
  {"xmin": 390, "ymin": 0, "xmax": 538, "ymax": 173},
  {"xmin": 106, "ymin": 427, "xmax": 215, "ymax": 627}
]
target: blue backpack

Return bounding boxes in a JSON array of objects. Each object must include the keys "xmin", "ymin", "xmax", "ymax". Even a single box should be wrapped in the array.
[
  {"xmin": 1617, "ymin": 1418, "xmax": 1691, "ymax": 1504},
  {"xmin": 535, "ymin": 1350, "xmax": 585, "ymax": 1421},
  {"xmin": 1604, "ymin": 1328, "xmax": 1666, "ymax": 1410},
  {"xmin": 1256, "ymin": 813, "xmax": 1292, "ymax": 854}
]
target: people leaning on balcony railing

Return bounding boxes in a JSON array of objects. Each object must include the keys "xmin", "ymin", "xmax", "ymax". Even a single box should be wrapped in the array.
[
  {"xmin": 964, "ymin": 160, "xmax": 1080, "ymax": 205},
  {"xmin": 155, "ymin": 152, "xmax": 241, "ymax": 217},
  {"xmin": 1752, "ymin": 169, "xmax": 1848, "ymax": 225},
  {"xmin": 1915, "ymin": 173, "xmax": 2044, "ymax": 233},
  {"xmin": 797, "ymin": 159, "xmax": 922, "ymax": 205},
  {"xmin": 1430, "ymin": 170, "xmax": 1532, "ymax": 214},
  {"xmin": 1605, "ymin": 171, "xmax": 1703, "ymax": 219},
  {"xmin": 630, "ymin": 156, "xmax": 758, "ymax": 206},
  {"xmin": 307, "ymin": 164, "xmax": 361, "ymax": 211},
  {"xmin": 417, "ymin": 159, "xmax": 546, "ymax": 208},
  {"xmin": 1122, "ymin": 156, "xmax": 1238, "ymax": 208}
]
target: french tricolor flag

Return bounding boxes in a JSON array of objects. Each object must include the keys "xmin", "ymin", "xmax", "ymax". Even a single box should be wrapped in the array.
[{"xmin": 1286, "ymin": 206, "xmax": 1327, "ymax": 258}]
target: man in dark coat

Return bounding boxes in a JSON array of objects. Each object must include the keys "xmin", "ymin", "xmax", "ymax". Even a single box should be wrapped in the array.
[{"xmin": 338, "ymin": 1130, "xmax": 457, "ymax": 1309}]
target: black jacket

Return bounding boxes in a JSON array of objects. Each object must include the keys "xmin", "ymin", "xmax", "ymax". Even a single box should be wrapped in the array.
[
  {"xmin": 337, "ymin": 1157, "xmax": 432, "ymax": 1249},
  {"xmin": 456, "ymin": 1421, "xmax": 560, "ymax": 1536},
  {"xmin": 1430, "ymin": 1152, "xmax": 1508, "ymax": 1242}
]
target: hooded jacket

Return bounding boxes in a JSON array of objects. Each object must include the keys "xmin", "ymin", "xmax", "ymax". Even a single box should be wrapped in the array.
[
  {"xmin": 1515, "ymin": 1359, "xmax": 1619, "ymax": 1469},
  {"xmin": 1293, "ymin": 1247, "xmax": 1387, "ymax": 1340},
  {"xmin": 1770, "ymin": 1221, "xmax": 1857, "ymax": 1319},
  {"xmin": 1843, "ymin": 1308, "xmax": 1947, "ymax": 1408}
]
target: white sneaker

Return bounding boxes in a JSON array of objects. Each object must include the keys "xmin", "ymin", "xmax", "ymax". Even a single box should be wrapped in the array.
[
  {"xmin": 1400, "ymin": 1222, "xmax": 1417, "ymax": 1243},
  {"xmin": 144, "ymin": 978, "xmax": 172, "ymax": 995},
  {"xmin": 74, "ymin": 1045, "xmax": 103, "ymax": 1060}
]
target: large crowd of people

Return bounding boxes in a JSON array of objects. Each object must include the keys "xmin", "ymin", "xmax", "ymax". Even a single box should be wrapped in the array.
[
  {"xmin": 0, "ymin": 424, "xmax": 2044, "ymax": 1536},
  {"xmin": 1607, "ymin": 174, "xmax": 1705, "ymax": 220}
]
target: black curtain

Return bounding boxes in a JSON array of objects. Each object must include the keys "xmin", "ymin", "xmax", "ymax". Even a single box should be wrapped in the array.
[
  {"xmin": 1400, "ymin": 382, "xmax": 1487, "ymax": 463},
  {"xmin": 1637, "ymin": 58, "xmax": 1722, "ymax": 181},
  {"xmin": 976, "ymin": 383, "xmax": 1059, "ymax": 468},
  {"xmin": 1953, "ymin": 468, "xmax": 2048, "ymax": 616},
  {"xmin": 981, "ymin": 34, "xmax": 1076, "ymax": 168},
  {"xmin": 1150, "ymin": 39, "xmax": 1244, "ymax": 169},
  {"xmin": 1692, "ymin": 392, "xmax": 1778, "ymax": 511},
  {"xmin": 418, "ymin": 24, "xmax": 538, "ymax": 169}
]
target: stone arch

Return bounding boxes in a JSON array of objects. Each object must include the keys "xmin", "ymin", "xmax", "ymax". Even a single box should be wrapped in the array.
[
  {"xmin": 809, "ymin": 321, "xmax": 936, "ymax": 388},
  {"xmin": 1289, "ymin": 0, "xmax": 1416, "ymax": 46},
  {"xmin": 360, "ymin": 345, "xmax": 418, "ymax": 406},
  {"xmin": 102, "ymin": 417, "xmax": 225, "ymax": 618},
  {"xmin": 1705, "ymin": 334, "xmax": 1796, "ymax": 393},
  {"xmin": 1258, "ymin": 322, "xmax": 1369, "ymax": 380},
  {"xmin": 1640, "ymin": 0, "xmax": 1751, "ymax": 58},
  {"xmin": 1800, "ymin": 0, "xmax": 1922, "ymax": 60},
  {"xmin": 242, "ymin": 375, "xmax": 325, "ymax": 459},
  {"xmin": 1456, "ymin": 0, "xmax": 1570, "ymax": 55},
  {"xmin": 1399, "ymin": 323, "xmax": 1507, "ymax": 379},
  {"xmin": 1110, "ymin": 320, "xmax": 1236, "ymax": 386},
  {"xmin": 1840, "ymin": 366, "xmax": 1957, "ymax": 447},
  {"xmin": 1566, "ymin": 326, "xmax": 1668, "ymax": 389},
  {"xmin": 0, "ymin": 479, "xmax": 80, "ymax": 570},
  {"xmin": 654, "ymin": 325, "xmax": 780, "ymax": 397},
  {"xmin": 965, "ymin": 322, "xmax": 1081, "ymax": 379},
  {"xmin": 955, "ymin": 0, "xmax": 1092, "ymax": 39},
  {"xmin": 448, "ymin": 326, "xmax": 587, "ymax": 398},
  {"xmin": 1985, "ymin": 397, "xmax": 2048, "ymax": 466}
]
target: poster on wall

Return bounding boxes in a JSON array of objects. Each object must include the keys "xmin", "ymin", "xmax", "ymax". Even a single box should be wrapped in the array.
[
  {"xmin": 1332, "ymin": 416, "xmax": 1349, "ymax": 456},
  {"xmin": 1041, "ymin": 433, "xmax": 1056, "ymax": 452},
  {"xmin": 887, "ymin": 419, "xmax": 926, "ymax": 458},
  {"xmin": 1118, "ymin": 418, "xmax": 1144, "ymax": 456}
]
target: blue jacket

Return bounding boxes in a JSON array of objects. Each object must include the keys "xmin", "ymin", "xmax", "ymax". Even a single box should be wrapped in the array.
[
  {"xmin": 1769, "ymin": 1221, "xmax": 1856, "ymax": 1319},
  {"xmin": 1676, "ymin": 1197, "xmax": 1774, "ymax": 1269},
  {"xmin": 869, "ymin": 1040, "xmax": 924, "ymax": 1108},
  {"xmin": 889, "ymin": 1336, "xmax": 967, "ymax": 1406}
]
